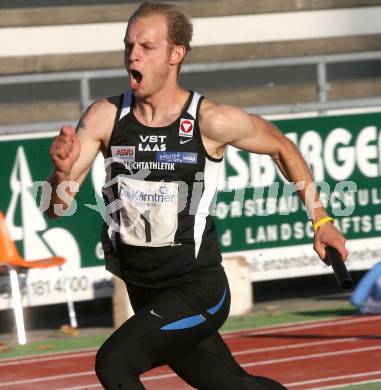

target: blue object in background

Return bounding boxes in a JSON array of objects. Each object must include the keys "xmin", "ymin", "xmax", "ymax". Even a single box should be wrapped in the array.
[{"xmin": 350, "ymin": 262, "xmax": 381, "ymax": 313}]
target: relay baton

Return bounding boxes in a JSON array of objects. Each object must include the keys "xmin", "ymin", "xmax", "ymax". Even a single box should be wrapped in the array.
[{"xmin": 324, "ymin": 247, "xmax": 353, "ymax": 290}]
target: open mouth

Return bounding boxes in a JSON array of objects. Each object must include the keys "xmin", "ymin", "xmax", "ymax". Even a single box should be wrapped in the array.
[{"xmin": 130, "ymin": 69, "xmax": 143, "ymax": 84}]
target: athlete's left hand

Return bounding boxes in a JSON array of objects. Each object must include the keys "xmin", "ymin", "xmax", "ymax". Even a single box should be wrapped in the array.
[{"xmin": 313, "ymin": 222, "xmax": 348, "ymax": 264}]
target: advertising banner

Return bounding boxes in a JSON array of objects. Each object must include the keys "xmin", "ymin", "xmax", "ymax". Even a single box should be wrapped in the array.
[
  {"xmin": 216, "ymin": 112, "xmax": 381, "ymax": 280},
  {"xmin": 0, "ymin": 111, "xmax": 380, "ymax": 307},
  {"xmin": 0, "ymin": 134, "xmax": 112, "ymax": 310}
]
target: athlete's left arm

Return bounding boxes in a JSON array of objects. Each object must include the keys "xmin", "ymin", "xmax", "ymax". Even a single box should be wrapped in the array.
[{"xmin": 200, "ymin": 102, "xmax": 348, "ymax": 262}]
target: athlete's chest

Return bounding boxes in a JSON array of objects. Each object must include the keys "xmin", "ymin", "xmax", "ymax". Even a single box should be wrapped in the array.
[{"xmin": 109, "ymin": 116, "xmax": 205, "ymax": 181}]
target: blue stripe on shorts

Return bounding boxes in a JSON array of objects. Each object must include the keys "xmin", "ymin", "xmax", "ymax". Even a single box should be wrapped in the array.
[{"xmin": 160, "ymin": 288, "xmax": 227, "ymax": 331}]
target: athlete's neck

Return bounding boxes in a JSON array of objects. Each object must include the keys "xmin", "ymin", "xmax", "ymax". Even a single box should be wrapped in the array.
[{"xmin": 133, "ymin": 86, "xmax": 189, "ymax": 127}]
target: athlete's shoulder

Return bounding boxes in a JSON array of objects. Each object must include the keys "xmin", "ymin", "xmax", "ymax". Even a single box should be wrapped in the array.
[
  {"xmin": 79, "ymin": 96, "xmax": 120, "ymax": 132},
  {"xmin": 200, "ymin": 98, "xmax": 248, "ymax": 126},
  {"xmin": 86, "ymin": 95, "xmax": 120, "ymax": 118},
  {"xmin": 77, "ymin": 95, "xmax": 121, "ymax": 146},
  {"xmin": 199, "ymin": 98, "xmax": 250, "ymax": 143}
]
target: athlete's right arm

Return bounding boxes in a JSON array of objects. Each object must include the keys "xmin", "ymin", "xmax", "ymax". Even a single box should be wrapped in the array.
[{"xmin": 45, "ymin": 99, "xmax": 116, "ymax": 218}]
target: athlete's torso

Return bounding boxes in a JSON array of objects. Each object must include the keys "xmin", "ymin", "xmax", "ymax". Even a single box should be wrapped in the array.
[{"xmin": 101, "ymin": 90, "xmax": 223, "ymax": 287}]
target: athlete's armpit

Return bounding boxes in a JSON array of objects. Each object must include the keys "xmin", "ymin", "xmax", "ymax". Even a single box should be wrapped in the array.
[{"xmin": 76, "ymin": 121, "xmax": 87, "ymax": 132}]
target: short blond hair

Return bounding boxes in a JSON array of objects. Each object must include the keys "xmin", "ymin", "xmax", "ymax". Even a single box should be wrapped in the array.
[{"xmin": 129, "ymin": 2, "xmax": 193, "ymax": 53}]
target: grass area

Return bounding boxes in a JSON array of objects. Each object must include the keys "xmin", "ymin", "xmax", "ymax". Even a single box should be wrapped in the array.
[
  {"xmin": 0, "ymin": 333, "xmax": 108, "ymax": 359},
  {"xmin": 326, "ymin": 383, "xmax": 381, "ymax": 390},
  {"xmin": 0, "ymin": 304, "xmax": 356, "ymax": 359}
]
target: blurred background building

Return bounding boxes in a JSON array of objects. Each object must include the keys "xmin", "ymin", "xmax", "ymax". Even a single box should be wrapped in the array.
[{"xmin": 1, "ymin": 0, "xmax": 381, "ymax": 129}]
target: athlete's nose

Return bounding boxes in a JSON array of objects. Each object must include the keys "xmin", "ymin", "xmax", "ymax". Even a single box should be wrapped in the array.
[{"xmin": 127, "ymin": 44, "xmax": 141, "ymax": 64}]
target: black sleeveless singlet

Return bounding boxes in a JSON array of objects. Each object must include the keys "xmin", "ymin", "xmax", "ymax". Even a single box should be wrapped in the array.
[{"xmin": 101, "ymin": 90, "xmax": 224, "ymax": 287}]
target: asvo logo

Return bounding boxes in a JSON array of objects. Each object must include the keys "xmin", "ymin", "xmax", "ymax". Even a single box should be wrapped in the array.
[{"xmin": 111, "ymin": 146, "xmax": 135, "ymax": 162}]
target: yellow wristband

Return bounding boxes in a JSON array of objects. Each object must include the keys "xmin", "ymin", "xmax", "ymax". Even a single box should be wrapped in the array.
[{"xmin": 313, "ymin": 216, "xmax": 334, "ymax": 232}]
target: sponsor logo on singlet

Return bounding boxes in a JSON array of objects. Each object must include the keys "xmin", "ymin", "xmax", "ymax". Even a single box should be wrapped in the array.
[
  {"xmin": 156, "ymin": 151, "xmax": 198, "ymax": 164},
  {"xmin": 179, "ymin": 118, "xmax": 194, "ymax": 138},
  {"xmin": 111, "ymin": 146, "xmax": 135, "ymax": 162},
  {"xmin": 120, "ymin": 184, "xmax": 176, "ymax": 204},
  {"xmin": 138, "ymin": 135, "xmax": 167, "ymax": 152}
]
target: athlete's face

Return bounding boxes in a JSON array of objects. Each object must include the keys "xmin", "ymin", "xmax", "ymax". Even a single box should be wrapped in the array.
[{"xmin": 124, "ymin": 14, "xmax": 175, "ymax": 98}]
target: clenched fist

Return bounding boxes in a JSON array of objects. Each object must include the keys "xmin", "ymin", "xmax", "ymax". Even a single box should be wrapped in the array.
[{"xmin": 49, "ymin": 126, "xmax": 81, "ymax": 176}]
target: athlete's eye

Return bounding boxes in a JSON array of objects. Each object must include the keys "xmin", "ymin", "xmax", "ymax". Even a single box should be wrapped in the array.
[{"xmin": 143, "ymin": 44, "xmax": 154, "ymax": 50}]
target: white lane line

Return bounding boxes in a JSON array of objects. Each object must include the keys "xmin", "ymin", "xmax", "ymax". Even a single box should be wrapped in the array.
[
  {"xmin": 233, "ymin": 337, "xmax": 359, "ymax": 355},
  {"xmin": 51, "ymin": 374, "xmax": 381, "ymax": 390},
  {"xmin": 131, "ymin": 346, "xmax": 381, "ymax": 381},
  {"xmin": 221, "ymin": 316, "xmax": 342, "ymax": 336},
  {"xmin": 242, "ymin": 345, "xmax": 381, "ymax": 368},
  {"xmin": 0, "ymin": 336, "xmax": 367, "ymax": 368},
  {"xmin": 285, "ymin": 369, "xmax": 381, "ymax": 386},
  {"xmin": 0, "ymin": 351, "xmax": 96, "ymax": 367},
  {"xmin": 142, "ymin": 373, "xmax": 180, "ymax": 382},
  {"xmin": 0, "ymin": 371, "xmax": 94, "ymax": 387},
  {"xmin": 44, "ymin": 373, "xmax": 178, "ymax": 390},
  {"xmin": 0, "ymin": 348, "xmax": 97, "ymax": 364},
  {"xmin": 224, "ymin": 315, "xmax": 381, "ymax": 338},
  {"xmin": 2, "ymin": 316, "xmax": 379, "ymax": 365},
  {"xmin": 55, "ymin": 372, "xmax": 381, "ymax": 390},
  {"xmin": 10, "ymin": 347, "xmax": 381, "ymax": 388},
  {"xmin": 57, "ymin": 385, "xmax": 102, "ymax": 390}
]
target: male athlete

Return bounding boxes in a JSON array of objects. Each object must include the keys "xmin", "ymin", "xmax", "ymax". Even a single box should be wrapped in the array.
[{"xmin": 46, "ymin": 2, "xmax": 348, "ymax": 389}]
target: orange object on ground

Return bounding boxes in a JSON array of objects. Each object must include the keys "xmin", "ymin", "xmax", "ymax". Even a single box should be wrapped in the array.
[
  {"xmin": 0, "ymin": 211, "xmax": 65, "ymax": 268},
  {"xmin": 0, "ymin": 210, "xmax": 68, "ymax": 344}
]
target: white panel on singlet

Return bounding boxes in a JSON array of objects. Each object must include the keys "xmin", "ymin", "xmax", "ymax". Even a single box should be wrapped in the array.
[
  {"xmin": 119, "ymin": 90, "xmax": 132, "ymax": 121},
  {"xmin": 187, "ymin": 92, "xmax": 201, "ymax": 120},
  {"xmin": 194, "ymin": 158, "xmax": 221, "ymax": 259},
  {"xmin": 118, "ymin": 177, "xmax": 179, "ymax": 247},
  {"xmin": 102, "ymin": 163, "xmax": 117, "ymax": 249}
]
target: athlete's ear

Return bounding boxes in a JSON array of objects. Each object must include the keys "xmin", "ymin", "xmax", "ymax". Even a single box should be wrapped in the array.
[{"xmin": 169, "ymin": 45, "xmax": 186, "ymax": 66}]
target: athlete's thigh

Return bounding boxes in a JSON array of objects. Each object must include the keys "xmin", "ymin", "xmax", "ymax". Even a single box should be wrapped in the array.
[
  {"xmin": 168, "ymin": 331, "xmax": 248, "ymax": 389},
  {"xmin": 169, "ymin": 332, "xmax": 287, "ymax": 390},
  {"xmin": 100, "ymin": 284, "xmax": 228, "ymax": 371}
]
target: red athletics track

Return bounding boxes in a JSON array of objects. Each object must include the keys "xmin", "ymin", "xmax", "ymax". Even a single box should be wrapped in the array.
[{"xmin": 1, "ymin": 315, "xmax": 381, "ymax": 390}]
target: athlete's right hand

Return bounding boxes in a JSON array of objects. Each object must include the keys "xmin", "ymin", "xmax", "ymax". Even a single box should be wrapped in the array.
[{"xmin": 49, "ymin": 126, "xmax": 81, "ymax": 176}]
